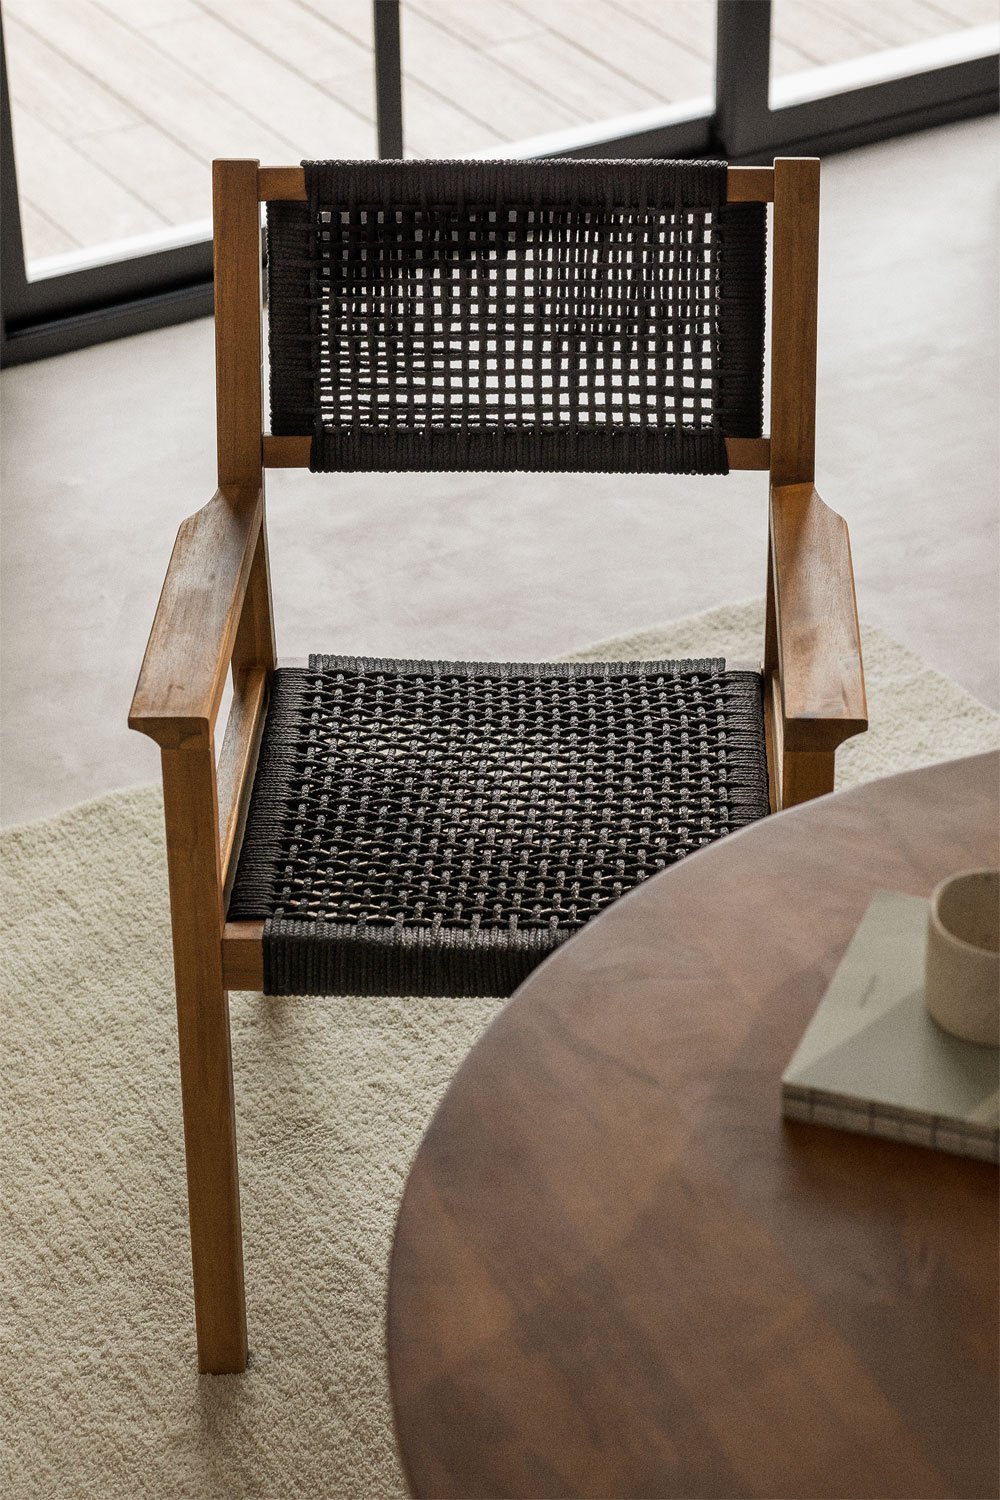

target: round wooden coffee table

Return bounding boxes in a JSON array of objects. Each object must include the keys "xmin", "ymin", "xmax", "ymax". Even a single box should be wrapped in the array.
[{"xmin": 387, "ymin": 753, "xmax": 999, "ymax": 1500}]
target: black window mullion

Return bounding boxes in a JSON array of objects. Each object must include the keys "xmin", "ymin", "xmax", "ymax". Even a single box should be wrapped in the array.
[
  {"xmin": 0, "ymin": 12, "xmax": 30, "ymax": 350},
  {"xmin": 374, "ymin": 0, "xmax": 403, "ymax": 160}
]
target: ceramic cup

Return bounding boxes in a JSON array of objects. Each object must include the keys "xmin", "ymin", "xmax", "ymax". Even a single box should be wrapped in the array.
[{"xmin": 925, "ymin": 868, "xmax": 1000, "ymax": 1047}]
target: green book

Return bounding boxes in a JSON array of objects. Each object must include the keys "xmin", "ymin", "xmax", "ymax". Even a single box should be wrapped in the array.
[{"xmin": 782, "ymin": 891, "xmax": 999, "ymax": 1163}]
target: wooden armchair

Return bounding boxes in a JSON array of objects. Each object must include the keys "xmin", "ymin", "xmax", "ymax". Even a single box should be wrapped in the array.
[{"xmin": 129, "ymin": 155, "xmax": 865, "ymax": 1372}]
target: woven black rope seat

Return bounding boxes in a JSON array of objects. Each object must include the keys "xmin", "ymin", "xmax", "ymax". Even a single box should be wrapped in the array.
[{"xmin": 228, "ymin": 658, "xmax": 770, "ymax": 996}]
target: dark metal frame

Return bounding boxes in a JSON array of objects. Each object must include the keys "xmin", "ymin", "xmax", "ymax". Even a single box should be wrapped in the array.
[
  {"xmin": 373, "ymin": 0, "xmax": 403, "ymax": 160},
  {"xmin": 0, "ymin": 10, "xmax": 213, "ymax": 367},
  {"xmin": 1, "ymin": 0, "xmax": 996, "ymax": 367},
  {"xmin": 714, "ymin": 0, "xmax": 998, "ymax": 161}
]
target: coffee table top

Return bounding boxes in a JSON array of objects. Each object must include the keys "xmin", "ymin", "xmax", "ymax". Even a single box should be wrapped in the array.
[{"xmin": 388, "ymin": 753, "xmax": 1000, "ymax": 1500}]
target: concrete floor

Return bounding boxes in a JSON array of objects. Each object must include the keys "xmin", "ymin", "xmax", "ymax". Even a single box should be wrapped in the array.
[{"xmin": 1, "ymin": 115, "xmax": 997, "ymax": 826}]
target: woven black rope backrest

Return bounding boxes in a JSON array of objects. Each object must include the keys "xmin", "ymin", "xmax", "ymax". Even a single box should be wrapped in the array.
[{"xmin": 266, "ymin": 159, "xmax": 766, "ymax": 476}]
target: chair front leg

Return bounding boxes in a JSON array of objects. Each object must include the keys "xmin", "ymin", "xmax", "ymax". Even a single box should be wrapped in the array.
[
  {"xmin": 160, "ymin": 737, "xmax": 247, "ymax": 1374},
  {"xmin": 781, "ymin": 747, "xmax": 835, "ymax": 806}
]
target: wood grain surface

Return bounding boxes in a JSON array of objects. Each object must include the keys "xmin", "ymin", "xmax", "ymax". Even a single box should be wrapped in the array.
[
  {"xmin": 127, "ymin": 483, "xmax": 262, "ymax": 750},
  {"xmin": 159, "ymin": 737, "xmax": 247, "ymax": 1374},
  {"xmin": 388, "ymin": 753, "xmax": 1000, "ymax": 1500},
  {"xmin": 770, "ymin": 483, "xmax": 867, "ymax": 752},
  {"xmin": 769, "ymin": 156, "xmax": 819, "ymax": 490},
  {"xmin": 213, "ymin": 157, "xmax": 263, "ymax": 490}
]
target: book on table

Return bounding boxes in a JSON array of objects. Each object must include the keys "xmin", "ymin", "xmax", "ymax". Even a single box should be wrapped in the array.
[{"xmin": 782, "ymin": 890, "xmax": 999, "ymax": 1163}]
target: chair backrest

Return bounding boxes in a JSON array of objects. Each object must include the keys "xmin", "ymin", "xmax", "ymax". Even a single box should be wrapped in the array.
[{"xmin": 212, "ymin": 157, "xmax": 818, "ymax": 489}]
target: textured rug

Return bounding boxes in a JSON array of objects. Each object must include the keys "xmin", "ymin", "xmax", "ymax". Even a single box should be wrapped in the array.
[{"xmin": 3, "ymin": 600, "xmax": 998, "ymax": 1500}]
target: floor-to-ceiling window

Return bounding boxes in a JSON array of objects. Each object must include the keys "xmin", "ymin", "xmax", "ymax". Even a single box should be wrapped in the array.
[{"xmin": 2, "ymin": 0, "xmax": 996, "ymax": 364}]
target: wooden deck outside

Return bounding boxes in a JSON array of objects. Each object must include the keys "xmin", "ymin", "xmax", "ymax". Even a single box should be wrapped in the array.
[{"xmin": 6, "ymin": 0, "xmax": 994, "ymax": 266}]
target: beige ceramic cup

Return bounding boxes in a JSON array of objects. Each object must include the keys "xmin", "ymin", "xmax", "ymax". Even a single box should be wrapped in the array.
[{"xmin": 925, "ymin": 868, "xmax": 1000, "ymax": 1047}]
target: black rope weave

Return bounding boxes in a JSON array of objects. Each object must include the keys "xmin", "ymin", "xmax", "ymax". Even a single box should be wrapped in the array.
[
  {"xmin": 228, "ymin": 659, "xmax": 770, "ymax": 996},
  {"xmin": 266, "ymin": 159, "xmax": 765, "ymax": 475}
]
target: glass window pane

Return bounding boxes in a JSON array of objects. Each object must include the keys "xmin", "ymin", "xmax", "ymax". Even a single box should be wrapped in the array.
[
  {"xmin": 5, "ymin": 0, "xmax": 376, "ymax": 275},
  {"xmin": 399, "ymin": 0, "xmax": 715, "ymax": 157},
  {"xmin": 771, "ymin": 0, "xmax": 998, "ymax": 104}
]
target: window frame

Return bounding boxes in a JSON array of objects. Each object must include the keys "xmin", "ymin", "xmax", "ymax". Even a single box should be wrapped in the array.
[{"xmin": 1, "ymin": 0, "xmax": 996, "ymax": 367}]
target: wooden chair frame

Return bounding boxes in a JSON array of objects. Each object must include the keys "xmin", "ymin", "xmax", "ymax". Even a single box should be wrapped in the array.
[{"xmin": 129, "ymin": 156, "xmax": 866, "ymax": 1372}]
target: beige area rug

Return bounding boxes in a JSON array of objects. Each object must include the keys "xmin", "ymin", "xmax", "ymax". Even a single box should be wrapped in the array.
[{"xmin": 3, "ymin": 600, "xmax": 998, "ymax": 1500}]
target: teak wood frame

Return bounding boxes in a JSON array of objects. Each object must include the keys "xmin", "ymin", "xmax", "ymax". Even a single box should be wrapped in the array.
[{"xmin": 129, "ymin": 157, "xmax": 866, "ymax": 1373}]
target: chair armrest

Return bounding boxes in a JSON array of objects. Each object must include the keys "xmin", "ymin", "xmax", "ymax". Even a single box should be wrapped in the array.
[
  {"xmin": 770, "ymin": 482, "xmax": 867, "ymax": 752},
  {"xmin": 128, "ymin": 483, "xmax": 263, "ymax": 749}
]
